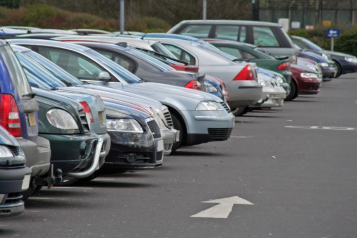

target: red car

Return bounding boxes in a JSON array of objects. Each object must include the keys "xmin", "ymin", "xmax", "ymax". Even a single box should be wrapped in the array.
[{"xmin": 286, "ymin": 64, "xmax": 321, "ymax": 101}]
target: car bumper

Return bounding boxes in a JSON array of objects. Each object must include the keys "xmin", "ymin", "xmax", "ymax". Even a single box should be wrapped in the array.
[
  {"xmin": 321, "ymin": 68, "xmax": 336, "ymax": 80},
  {"xmin": 161, "ymin": 127, "xmax": 179, "ymax": 155},
  {"xmin": 181, "ymin": 109, "xmax": 235, "ymax": 146},
  {"xmin": 226, "ymin": 81, "xmax": 263, "ymax": 109},
  {"xmin": 0, "ymin": 167, "xmax": 32, "ymax": 218},
  {"xmin": 102, "ymin": 130, "xmax": 164, "ymax": 171},
  {"xmin": 40, "ymin": 132, "xmax": 110, "ymax": 178},
  {"xmin": 298, "ymin": 81, "xmax": 320, "ymax": 94},
  {"xmin": 250, "ymin": 87, "xmax": 286, "ymax": 108},
  {"xmin": 16, "ymin": 136, "xmax": 51, "ymax": 178}
]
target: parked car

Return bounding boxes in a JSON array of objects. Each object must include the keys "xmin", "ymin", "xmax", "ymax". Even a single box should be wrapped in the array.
[
  {"xmin": 0, "ymin": 126, "xmax": 32, "ymax": 218},
  {"xmin": 9, "ymin": 39, "xmax": 234, "ymax": 152},
  {"xmin": 287, "ymin": 64, "xmax": 321, "ymax": 101},
  {"xmin": 294, "ymin": 44, "xmax": 336, "ymax": 81},
  {"xmin": 297, "ymin": 57, "xmax": 323, "ymax": 83},
  {"xmin": 290, "ymin": 35, "xmax": 357, "ymax": 77},
  {"xmin": 168, "ymin": 20, "xmax": 298, "ymax": 63},
  {"xmin": 11, "ymin": 44, "xmax": 177, "ymax": 156},
  {"xmin": 206, "ymin": 40, "xmax": 292, "ymax": 84},
  {"xmin": 70, "ymin": 29, "xmax": 111, "ymax": 35},
  {"xmin": 141, "ymin": 38, "xmax": 262, "ymax": 114},
  {"xmin": 0, "ymin": 40, "xmax": 51, "ymax": 199}
]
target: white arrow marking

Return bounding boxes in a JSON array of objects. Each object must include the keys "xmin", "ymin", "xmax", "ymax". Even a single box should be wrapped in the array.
[{"xmin": 191, "ymin": 196, "xmax": 253, "ymax": 219}]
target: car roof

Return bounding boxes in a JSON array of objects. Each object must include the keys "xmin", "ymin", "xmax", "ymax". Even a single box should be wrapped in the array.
[
  {"xmin": 176, "ymin": 20, "xmax": 279, "ymax": 27},
  {"xmin": 7, "ymin": 39, "xmax": 90, "ymax": 52}
]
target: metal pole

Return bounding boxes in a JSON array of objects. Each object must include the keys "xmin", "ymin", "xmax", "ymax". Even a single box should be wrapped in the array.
[
  {"xmin": 331, "ymin": 37, "xmax": 334, "ymax": 51},
  {"xmin": 252, "ymin": 0, "xmax": 260, "ymax": 21},
  {"xmin": 203, "ymin": 0, "xmax": 207, "ymax": 20},
  {"xmin": 302, "ymin": 0, "xmax": 305, "ymax": 28},
  {"xmin": 120, "ymin": 0, "xmax": 124, "ymax": 34},
  {"xmin": 335, "ymin": 0, "xmax": 338, "ymax": 24}
]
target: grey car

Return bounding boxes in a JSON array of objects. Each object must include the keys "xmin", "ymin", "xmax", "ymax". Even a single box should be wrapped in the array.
[
  {"xmin": 9, "ymin": 39, "xmax": 234, "ymax": 152},
  {"xmin": 167, "ymin": 20, "xmax": 298, "ymax": 64}
]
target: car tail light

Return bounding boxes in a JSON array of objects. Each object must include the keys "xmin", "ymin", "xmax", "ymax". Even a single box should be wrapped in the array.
[
  {"xmin": 170, "ymin": 65, "xmax": 200, "ymax": 73},
  {"xmin": 233, "ymin": 65, "xmax": 255, "ymax": 81},
  {"xmin": 185, "ymin": 80, "xmax": 201, "ymax": 90},
  {"xmin": 277, "ymin": 62, "xmax": 290, "ymax": 70},
  {"xmin": 80, "ymin": 101, "xmax": 94, "ymax": 123},
  {"xmin": 0, "ymin": 94, "xmax": 22, "ymax": 137}
]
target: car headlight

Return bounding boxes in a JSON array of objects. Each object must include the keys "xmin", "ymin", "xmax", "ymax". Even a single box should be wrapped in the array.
[
  {"xmin": 260, "ymin": 81, "xmax": 273, "ymax": 88},
  {"xmin": 106, "ymin": 119, "xmax": 143, "ymax": 133},
  {"xmin": 300, "ymin": 73, "xmax": 318, "ymax": 78},
  {"xmin": 47, "ymin": 109, "xmax": 79, "ymax": 130},
  {"xmin": 345, "ymin": 57, "xmax": 357, "ymax": 63},
  {"xmin": 322, "ymin": 54, "xmax": 329, "ymax": 60},
  {"xmin": 196, "ymin": 101, "xmax": 219, "ymax": 111},
  {"xmin": 318, "ymin": 62, "xmax": 328, "ymax": 67},
  {"xmin": 205, "ymin": 83, "xmax": 218, "ymax": 93},
  {"xmin": 276, "ymin": 77, "xmax": 284, "ymax": 84},
  {"xmin": 0, "ymin": 145, "xmax": 13, "ymax": 158}
]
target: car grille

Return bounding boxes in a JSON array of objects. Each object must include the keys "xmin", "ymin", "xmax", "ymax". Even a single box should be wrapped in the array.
[
  {"xmin": 208, "ymin": 128, "xmax": 233, "ymax": 141},
  {"xmin": 147, "ymin": 120, "xmax": 161, "ymax": 138},
  {"xmin": 79, "ymin": 110, "xmax": 90, "ymax": 132},
  {"xmin": 220, "ymin": 102, "xmax": 231, "ymax": 113},
  {"xmin": 163, "ymin": 110, "xmax": 173, "ymax": 128},
  {"xmin": 3, "ymin": 193, "xmax": 22, "ymax": 204},
  {"xmin": 7, "ymin": 146, "xmax": 20, "ymax": 156}
]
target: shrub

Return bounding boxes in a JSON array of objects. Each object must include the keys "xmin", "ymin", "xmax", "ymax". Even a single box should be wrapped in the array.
[
  {"xmin": 0, "ymin": 6, "xmax": 7, "ymax": 19},
  {"xmin": 334, "ymin": 28, "xmax": 357, "ymax": 57}
]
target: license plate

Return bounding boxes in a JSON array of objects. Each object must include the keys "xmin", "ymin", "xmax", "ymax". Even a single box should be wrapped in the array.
[
  {"xmin": 21, "ymin": 174, "xmax": 31, "ymax": 190},
  {"xmin": 156, "ymin": 139, "xmax": 164, "ymax": 152},
  {"xmin": 28, "ymin": 112, "xmax": 36, "ymax": 126},
  {"xmin": 98, "ymin": 112, "xmax": 104, "ymax": 124}
]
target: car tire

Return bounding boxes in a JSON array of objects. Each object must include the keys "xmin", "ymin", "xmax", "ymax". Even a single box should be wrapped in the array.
[
  {"xmin": 285, "ymin": 81, "xmax": 297, "ymax": 101},
  {"xmin": 333, "ymin": 60, "xmax": 342, "ymax": 78},
  {"xmin": 171, "ymin": 113, "xmax": 183, "ymax": 153},
  {"xmin": 232, "ymin": 107, "xmax": 248, "ymax": 116}
]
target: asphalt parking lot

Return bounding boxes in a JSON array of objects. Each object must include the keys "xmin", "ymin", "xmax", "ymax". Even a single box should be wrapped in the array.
[{"xmin": 2, "ymin": 73, "xmax": 357, "ymax": 238}]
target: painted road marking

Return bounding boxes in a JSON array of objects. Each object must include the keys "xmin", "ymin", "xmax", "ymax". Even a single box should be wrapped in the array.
[
  {"xmin": 191, "ymin": 196, "xmax": 253, "ymax": 219},
  {"xmin": 285, "ymin": 126, "xmax": 355, "ymax": 131}
]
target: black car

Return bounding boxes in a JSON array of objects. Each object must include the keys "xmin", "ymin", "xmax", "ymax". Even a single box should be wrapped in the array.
[
  {"xmin": 290, "ymin": 35, "xmax": 357, "ymax": 78},
  {"xmin": 76, "ymin": 42, "xmax": 206, "ymax": 91}
]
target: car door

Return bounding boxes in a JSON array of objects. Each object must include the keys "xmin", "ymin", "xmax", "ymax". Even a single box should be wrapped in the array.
[{"xmin": 34, "ymin": 46, "xmax": 124, "ymax": 90}]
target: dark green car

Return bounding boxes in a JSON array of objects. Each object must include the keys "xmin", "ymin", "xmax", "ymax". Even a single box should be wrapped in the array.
[{"xmin": 207, "ymin": 40, "xmax": 292, "ymax": 84}]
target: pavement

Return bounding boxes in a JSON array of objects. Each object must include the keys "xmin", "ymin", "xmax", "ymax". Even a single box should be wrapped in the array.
[{"xmin": 1, "ymin": 73, "xmax": 357, "ymax": 238}]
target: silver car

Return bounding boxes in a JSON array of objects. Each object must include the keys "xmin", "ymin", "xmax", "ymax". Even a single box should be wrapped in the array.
[{"xmin": 9, "ymin": 39, "xmax": 234, "ymax": 152}]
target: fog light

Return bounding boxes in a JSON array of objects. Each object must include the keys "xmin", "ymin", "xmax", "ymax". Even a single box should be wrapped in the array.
[{"xmin": 125, "ymin": 154, "xmax": 136, "ymax": 163}]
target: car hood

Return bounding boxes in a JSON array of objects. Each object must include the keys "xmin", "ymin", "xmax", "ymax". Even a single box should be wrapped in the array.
[{"xmin": 321, "ymin": 50, "xmax": 355, "ymax": 58}]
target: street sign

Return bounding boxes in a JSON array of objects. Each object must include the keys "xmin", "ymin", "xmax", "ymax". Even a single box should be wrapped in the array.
[
  {"xmin": 323, "ymin": 21, "xmax": 331, "ymax": 27},
  {"xmin": 191, "ymin": 196, "xmax": 253, "ymax": 218},
  {"xmin": 291, "ymin": 21, "xmax": 300, "ymax": 29},
  {"xmin": 278, "ymin": 18, "xmax": 289, "ymax": 32},
  {"xmin": 326, "ymin": 29, "xmax": 339, "ymax": 38}
]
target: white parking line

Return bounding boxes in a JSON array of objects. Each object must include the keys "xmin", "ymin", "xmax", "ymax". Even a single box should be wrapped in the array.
[{"xmin": 285, "ymin": 126, "xmax": 355, "ymax": 131}]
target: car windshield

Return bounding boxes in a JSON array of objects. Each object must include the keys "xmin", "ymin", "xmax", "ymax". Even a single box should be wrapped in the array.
[
  {"xmin": 16, "ymin": 52, "xmax": 67, "ymax": 88},
  {"xmin": 0, "ymin": 45, "xmax": 33, "ymax": 98},
  {"xmin": 85, "ymin": 49, "xmax": 142, "ymax": 84},
  {"xmin": 23, "ymin": 50, "xmax": 83, "ymax": 86},
  {"xmin": 126, "ymin": 48, "xmax": 175, "ymax": 71},
  {"xmin": 302, "ymin": 38, "xmax": 322, "ymax": 51}
]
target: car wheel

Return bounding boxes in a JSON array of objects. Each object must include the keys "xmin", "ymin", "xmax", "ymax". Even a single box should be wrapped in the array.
[
  {"xmin": 333, "ymin": 60, "xmax": 342, "ymax": 78},
  {"xmin": 285, "ymin": 81, "xmax": 297, "ymax": 101},
  {"xmin": 171, "ymin": 113, "xmax": 183, "ymax": 153},
  {"xmin": 232, "ymin": 107, "xmax": 248, "ymax": 116}
]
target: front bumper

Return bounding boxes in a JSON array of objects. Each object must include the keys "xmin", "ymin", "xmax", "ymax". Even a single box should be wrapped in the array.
[
  {"xmin": 298, "ymin": 81, "xmax": 320, "ymax": 94},
  {"xmin": 226, "ymin": 81, "xmax": 263, "ymax": 109},
  {"xmin": 102, "ymin": 130, "xmax": 164, "ymax": 171},
  {"xmin": 181, "ymin": 109, "xmax": 235, "ymax": 146},
  {"xmin": 0, "ymin": 167, "xmax": 31, "ymax": 218},
  {"xmin": 251, "ymin": 87, "xmax": 286, "ymax": 108},
  {"xmin": 17, "ymin": 136, "xmax": 51, "ymax": 178},
  {"xmin": 40, "ymin": 132, "xmax": 110, "ymax": 178},
  {"xmin": 161, "ymin": 127, "xmax": 179, "ymax": 155},
  {"xmin": 321, "ymin": 68, "xmax": 336, "ymax": 80}
]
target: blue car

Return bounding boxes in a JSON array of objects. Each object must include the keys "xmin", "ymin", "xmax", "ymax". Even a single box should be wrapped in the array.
[
  {"xmin": 0, "ymin": 40, "xmax": 51, "ymax": 199},
  {"xmin": 0, "ymin": 126, "xmax": 32, "ymax": 218}
]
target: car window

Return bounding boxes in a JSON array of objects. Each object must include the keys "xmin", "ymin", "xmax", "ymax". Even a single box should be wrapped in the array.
[
  {"xmin": 253, "ymin": 27, "xmax": 280, "ymax": 47},
  {"xmin": 242, "ymin": 51, "xmax": 258, "ymax": 59},
  {"xmin": 95, "ymin": 49, "xmax": 136, "ymax": 72},
  {"xmin": 37, "ymin": 46, "xmax": 106, "ymax": 80},
  {"xmin": 162, "ymin": 44, "xmax": 196, "ymax": 65},
  {"xmin": 291, "ymin": 38, "xmax": 307, "ymax": 49},
  {"xmin": 215, "ymin": 46, "xmax": 243, "ymax": 59},
  {"xmin": 180, "ymin": 25, "xmax": 212, "ymax": 38},
  {"xmin": 215, "ymin": 25, "xmax": 239, "ymax": 40},
  {"xmin": 0, "ymin": 45, "xmax": 32, "ymax": 98}
]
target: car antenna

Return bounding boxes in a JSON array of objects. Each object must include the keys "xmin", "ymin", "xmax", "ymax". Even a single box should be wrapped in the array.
[{"xmin": 141, "ymin": 33, "xmax": 146, "ymax": 40}]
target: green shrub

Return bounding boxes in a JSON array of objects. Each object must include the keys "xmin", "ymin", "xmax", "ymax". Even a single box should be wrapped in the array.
[
  {"xmin": 334, "ymin": 28, "xmax": 357, "ymax": 57},
  {"xmin": 139, "ymin": 17, "xmax": 170, "ymax": 32},
  {"xmin": 0, "ymin": 6, "xmax": 7, "ymax": 19}
]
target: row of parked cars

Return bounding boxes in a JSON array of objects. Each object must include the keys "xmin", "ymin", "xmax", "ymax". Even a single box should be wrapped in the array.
[{"xmin": 1, "ymin": 20, "xmax": 356, "ymax": 218}]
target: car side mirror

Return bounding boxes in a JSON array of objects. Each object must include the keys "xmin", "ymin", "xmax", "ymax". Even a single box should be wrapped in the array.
[{"xmin": 98, "ymin": 71, "xmax": 111, "ymax": 82}]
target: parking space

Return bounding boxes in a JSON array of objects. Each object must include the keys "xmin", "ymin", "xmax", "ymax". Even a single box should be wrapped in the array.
[{"xmin": 0, "ymin": 73, "xmax": 356, "ymax": 237}]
